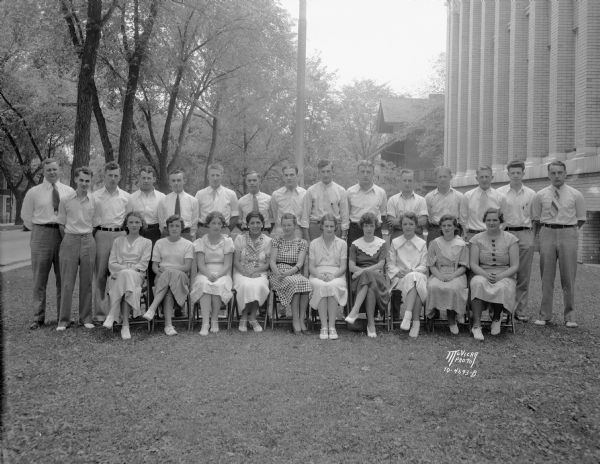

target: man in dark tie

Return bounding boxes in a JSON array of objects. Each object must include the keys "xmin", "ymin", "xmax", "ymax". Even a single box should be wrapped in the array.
[
  {"xmin": 157, "ymin": 169, "xmax": 198, "ymax": 241},
  {"xmin": 238, "ymin": 171, "xmax": 273, "ymax": 233},
  {"xmin": 532, "ymin": 161, "xmax": 586, "ymax": 328},
  {"xmin": 21, "ymin": 158, "xmax": 75, "ymax": 329}
]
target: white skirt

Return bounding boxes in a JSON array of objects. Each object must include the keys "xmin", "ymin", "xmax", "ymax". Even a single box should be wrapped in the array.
[
  {"xmin": 233, "ymin": 271, "xmax": 270, "ymax": 308},
  {"xmin": 391, "ymin": 271, "xmax": 428, "ymax": 303},
  {"xmin": 309, "ymin": 266, "xmax": 348, "ymax": 308},
  {"xmin": 107, "ymin": 269, "xmax": 144, "ymax": 322},
  {"xmin": 190, "ymin": 264, "xmax": 233, "ymax": 304},
  {"xmin": 470, "ymin": 275, "xmax": 516, "ymax": 313}
]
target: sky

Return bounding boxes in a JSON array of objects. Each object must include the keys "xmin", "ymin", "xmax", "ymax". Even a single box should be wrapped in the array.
[{"xmin": 279, "ymin": 0, "xmax": 447, "ymax": 96}]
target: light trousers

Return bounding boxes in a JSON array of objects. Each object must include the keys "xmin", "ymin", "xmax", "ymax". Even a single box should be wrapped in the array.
[
  {"xmin": 59, "ymin": 233, "xmax": 96, "ymax": 324},
  {"xmin": 94, "ymin": 230, "xmax": 125, "ymax": 321},
  {"xmin": 538, "ymin": 226, "xmax": 579, "ymax": 322}
]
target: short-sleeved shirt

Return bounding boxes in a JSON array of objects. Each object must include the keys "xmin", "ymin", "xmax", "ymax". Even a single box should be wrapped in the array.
[
  {"xmin": 387, "ymin": 192, "xmax": 428, "ymax": 219},
  {"xmin": 346, "ymin": 183, "xmax": 388, "ymax": 223},
  {"xmin": 195, "ymin": 185, "xmax": 239, "ymax": 224},
  {"xmin": 93, "ymin": 186, "xmax": 130, "ymax": 228},
  {"xmin": 158, "ymin": 191, "xmax": 199, "ymax": 230},
  {"xmin": 152, "ymin": 237, "xmax": 194, "ymax": 268},
  {"xmin": 425, "ymin": 188, "xmax": 464, "ymax": 225},
  {"xmin": 57, "ymin": 191, "xmax": 97, "ymax": 234},
  {"xmin": 496, "ymin": 184, "xmax": 535, "ymax": 228},
  {"xmin": 193, "ymin": 235, "xmax": 234, "ymax": 265},
  {"xmin": 470, "ymin": 231, "xmax": 518, "ymax": 273},
  {"xmin": 531, "ymin": 183, "xmax": 586, "ymax": 225}
]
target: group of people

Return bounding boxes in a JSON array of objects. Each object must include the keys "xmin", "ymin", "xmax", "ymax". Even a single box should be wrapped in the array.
[{"xmin": 22, "ymin": 156, "xmax": 586, "ymax": 341}]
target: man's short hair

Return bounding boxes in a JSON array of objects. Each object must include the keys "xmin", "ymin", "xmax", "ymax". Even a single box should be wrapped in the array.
[
  {"xmin": 169, "ymin": 169, "xmax": 185, "ymax": 178},
  {"xmin": 281, "ymin": 164, "xmax": 298, "ymax": 174},
  {"xmin": 42, "ymin": 158, "xmax": 58, "ymax": 167},
  {"xmin": 317, "ymin": 159, "xmax": 332, "ymax": 170},
  {"xmin": 547, "ymin": 160, "xmax": 567, "ymax": 172},
  {"xmin": 74, "ymin": 166, "xmax": 92, "ymax": 178},
  {"xmin": 400, "ymin": 169, "xmax": 414, "ymax": 177},
  {"xmin": 356, "ymin": 160, "xmax": 374, "ymax": 172},
  {"xmin": 104, "ymin": 161, "xmax": 120, "ymax": 172},
  {"xmin": 434, "ymin": 166, "xmax": 453, "ymax": 177},
  {"xmin": 476, "ymin": 165, "xmax": 493, "ymax": 175},
  {"xmin": 207, "ymin": 163, "xmax": 224, "ymax": 173},
  {"xmin": 245, "ymin": 170, "xmax": 260, "ymax": 180},
  {"xmin": 506, "ymin": 160, "xmax": 525, "ymax": 171},
  {"xmin": 139, "ymin": 166, "xmax": 155, "ymax": 176}
]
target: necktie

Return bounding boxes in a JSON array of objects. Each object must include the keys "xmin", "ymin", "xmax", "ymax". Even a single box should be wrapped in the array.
[
  {"xmin": 252, "ymin": 194, "xmax": 259, "ymax": 213},
  {"xmin": 174, "ymin": 193, "xmax": 181, "ymax": 216},
  {"xmin": 478, "ymin": 190, "xmax": 489, "ymax": 222},
  {"xmin": 51, "ymin": 184, "xmax": 60, "ymax": 214},
  {"xmin": 551, "ymin": 188, "xmax": 560, "ymax": 217}
]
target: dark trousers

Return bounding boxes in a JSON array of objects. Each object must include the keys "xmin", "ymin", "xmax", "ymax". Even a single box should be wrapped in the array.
[
  {"xmin": 30, "ymin": 225, "xmax": 62, "ymax": 323},
  {"xmin": 141, "ymin": 224, "xmax": 162, "ymax": 300}
]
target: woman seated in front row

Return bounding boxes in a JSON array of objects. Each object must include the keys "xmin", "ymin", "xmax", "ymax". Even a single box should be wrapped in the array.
[
  {"xmin": 388, "ymin": 212, "xmax": 428, "ymax": 338},
  {"xmin": 233, "ymin": 211, "xmax": 271, "ymax": 333},
  {"xmin": 190, "ymin": 211, "xmax": 234, "ymax": 336},
  {"xmin": 426, "ymin": 214, "xmax": 469, "ymax": 335},
  {"xmin": 103, "ymin": 211, "xmax": 152, "ymax": 339},
  {"xmin": 142, "ymin": 215, "xmax": 194, "ymax": 336},
  {"xmin": 270, "ymin": 213, "xmax": 311, "ymax": 334},
  {"xmin": 308, "ymin": 214, "xmax": 348, "ymax": 341},
  {"xmin": 469, "ymin": 208, "xmax": 519, "ymax": 341},
  {"xmin": 345, "ymin": 212, "xmax": 389, "ymax": 338}
]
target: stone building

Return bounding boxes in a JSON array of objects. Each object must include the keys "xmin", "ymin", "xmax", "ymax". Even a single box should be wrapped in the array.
[{"xmin": 444, "ymin": 0, "xmax": 600, "ymax": 263}]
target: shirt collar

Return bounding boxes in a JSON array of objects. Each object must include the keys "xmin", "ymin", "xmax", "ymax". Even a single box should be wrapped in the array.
[
  {"xmin": 434, "ymin": 187, "xmax": 453, "ymax": 196},
  {"xmin": 358, "ymin": 183, "xmax": 375, "ymax": 193},
  {"xmin": 400, "ymin": 191, "xmax": 415, "ymax": 200},
  {"xmin": 395, "ymin": 234, "xmax": 425, "ymax": 250},
  {"xmin": 285, "ymin": 186, "xmax": 300, "ymax": 194}
]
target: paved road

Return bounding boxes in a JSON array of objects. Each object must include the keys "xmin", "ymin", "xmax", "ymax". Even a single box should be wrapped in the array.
[{"xmin": 0, "ymin": 229, "xmax": 31, "ymax": 268}]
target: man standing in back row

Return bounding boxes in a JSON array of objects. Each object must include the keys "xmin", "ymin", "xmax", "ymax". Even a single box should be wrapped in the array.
[
  {"xmin": 497, "ymin": 160, "xmax": 536, "ymax": 322},
  {"xmin": 195, "ymin": 163, "xmax": 238, "ymax": 237},
  {"xmin": 158, "ymin": 169, "xmax": 198, "ymax": 241},
  {"xmin": 93, "ymin": 161, "xmax": 130, "ymax": 323},
  {"xmin": 270, "ymin": 164, "xmax": 306, "ymax": 238},
  {"xmin": 425, "ymin": 166, "xmax": 463, "ymax": 244},
  {"xmin": 532, "ymin": 161, "xmax": 586, "ymax": 328},
  {"xmin": 21, "ymin": 158, "xmax": 75, "ymax": 329},
  {"xmin": 387, "ymin": 169, "xmax": 428, "ymax": 240},
  {"xmin": 300, "ymin": 159, "xmax": 349, "ymax": 241},
  {"xmin": 238, "ymin": 171, "xmax": 273, "ymax": 233}
]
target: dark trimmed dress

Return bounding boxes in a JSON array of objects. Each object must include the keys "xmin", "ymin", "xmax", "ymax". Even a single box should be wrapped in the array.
[
  {"xmin": 270, "ymin": 237, "xmax": 312, "ymax": 307},
  {"xmin": 349, "ymin": 237, "xmax": 390, "ymax": 313}
]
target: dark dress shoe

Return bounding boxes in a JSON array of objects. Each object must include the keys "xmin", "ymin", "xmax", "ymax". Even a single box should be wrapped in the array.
[{"xmin": 29, "ymin": 322, "xmax": 43, "ymax": 330}]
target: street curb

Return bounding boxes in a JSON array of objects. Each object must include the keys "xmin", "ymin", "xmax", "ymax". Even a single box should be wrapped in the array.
[{"xmin": 0, "ymin": 261, "xmax": 32, "ymax": 273}]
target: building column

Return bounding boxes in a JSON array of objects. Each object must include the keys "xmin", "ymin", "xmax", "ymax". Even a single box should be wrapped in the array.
[
  {"xmin": 508, "ymin": 0, "xmax": 529, "ymax": 162},
  {"xmin": 446, "ymin": 1, "xmax": 461, "ymax": 171},
  {"xmin": 574, "ymin": 0, "xmax": 600, "ymax": 157},
  {"xmin": 456, "ymin": 0, "xmax": 471, "ymax": 176},
  {"xmin": 492, "ymin": 0, "xmax": 511, "ymax": 170},
  {"xmin": 527, "ymin": 0, "xmax": 550, "ymax": 165},
  {"xmin": 548, "ymin": 0, "xmax": 575, "ymax": 160},
  {"xmin": 467, "ymin": 0, "xmax": 482, "ymax": 174},
  {"xmin": 479, "ymin": 0, "xmax": 495, "ymax": 168}
]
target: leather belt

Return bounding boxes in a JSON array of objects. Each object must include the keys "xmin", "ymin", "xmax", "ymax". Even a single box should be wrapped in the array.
[
  {"xmin": 37, "ymin": 223, "xmax": 59, "ymax": 229},
  {"xmin": 542, "ymin": 223, "xmax": 576, "ymax": 229},
  {"xmin": 98, "ymin": 227, "xmax": 123, "ymax": 232},
  {"xmin": 504, "ymin": 227, "xmax": 531, "ymax": 231},
  {"xmin": 467, "ymin": 229, "xmax": 485, "ymax": 234},
  {"xmin": 146, "ymin": 223, "xmax": 160, "ymax": 229}
]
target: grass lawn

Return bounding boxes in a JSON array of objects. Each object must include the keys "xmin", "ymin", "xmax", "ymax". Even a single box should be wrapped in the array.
[{"xmin": 2, "ymin": 258, "xmax": 600, "ymax": 463}]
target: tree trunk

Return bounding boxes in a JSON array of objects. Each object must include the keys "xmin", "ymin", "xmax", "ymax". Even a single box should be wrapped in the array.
[
  {"xmin": 203, "ymin": 111, "xmax": 219, "ymax": 188},
  {"xmin": 71, "ymin": 0, "xmax": 102, "ymax": 187},
  {"xmin": 13, "ymin": 190, "xmax": 26, "ymax": 226},
  {"xmin": 92, "ymin": 80, "xmax": 114, "ymax": 162}
]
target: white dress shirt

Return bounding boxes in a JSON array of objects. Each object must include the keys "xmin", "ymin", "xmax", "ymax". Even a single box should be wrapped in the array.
[
  {"xmin": 346, "ymin": 183, "xmax": 388, "ymax": 223},
  {"xmin": 496, "ymin": 184, "xmax": 535, "ymax": 228},
  {"xmin": 195, "ymin": 185, "xmax": 239, "ymax": 224},
  {"xmin": 387, "ymin": 192, "xmax": 428, "ymax": 219},
  {"xmin": 300, "ymin": 181, "xmax": 349, "ymax": 230},
  {"xmin": 93, "ymin": 186, "xmax": 130, "ymax": 228},
  {"xmin": 126, "ymin": 189, "xmax": 166, "ymax": 225},
  {"xmin": 158, "ymin": 191, "xmax": 199, "ymax": 231},
  {"xmin": 270, "ymin": 186, "xmax": 306, "ymax": 225},
  {"xmin": 57, "ymin": 191, "xmax": 97, "ymax": 234},
  {"xmin": 532, "ymin": 184, "xmax": 586, "ymax": 226},
  {"xmin": 460, "ymin": 187, "xmax": 505, "ymax": 231},
  {"xmin": 238, "ymin": 191, "xmax": 272, "ymax": 227},
  {"xmin": 425, "ymin": 188, "xmax": 464, "ymax": 225},
  {"xmin": 21, "ymin": 179, "xmax": 75, "ymax": 229}
]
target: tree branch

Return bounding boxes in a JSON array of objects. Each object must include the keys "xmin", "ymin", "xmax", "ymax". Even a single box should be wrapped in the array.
[{"xmin": 0, "ymin": 89, "xmax": 43, "ymax": 163}]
